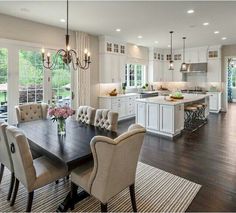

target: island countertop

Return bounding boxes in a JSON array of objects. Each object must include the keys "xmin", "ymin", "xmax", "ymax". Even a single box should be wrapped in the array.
[{"xmin": 136, "ymin": 94, "xmax": 209, "ymax": 105}]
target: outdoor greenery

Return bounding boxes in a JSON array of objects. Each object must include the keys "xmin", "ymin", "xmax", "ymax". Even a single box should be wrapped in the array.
[
  {"xmin": 0, "ymin": 48, "xmax": 71, "ymax": 104},
  {"xmin": 231, "ymin": 66, "xmax": 236, "ymax": 87}
]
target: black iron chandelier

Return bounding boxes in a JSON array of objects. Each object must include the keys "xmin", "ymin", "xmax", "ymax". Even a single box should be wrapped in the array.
[
  {"xmin": 41, "ymin": 0, "xmax": 91, "ymax": 70},
  {"xmin": 168, "ymin": 31, "xmax": 174, "ymax": 70}
]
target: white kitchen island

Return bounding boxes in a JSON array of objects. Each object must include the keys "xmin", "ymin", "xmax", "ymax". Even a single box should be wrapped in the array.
[{"xmin": 135, "ymin": 94, "xmax": 210, "ymax": 138}]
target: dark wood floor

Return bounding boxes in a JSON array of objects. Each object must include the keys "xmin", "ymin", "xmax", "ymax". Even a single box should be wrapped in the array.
[{"xmin": 117, "ymin": 103, "xmax": 236, "ymax": 212}]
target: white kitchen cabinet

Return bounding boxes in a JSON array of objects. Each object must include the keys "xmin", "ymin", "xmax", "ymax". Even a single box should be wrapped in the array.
[
  {"xmin": 207, "ymin": 59, "xmax": 221, "ymax": 82},
  {"xmin": 136, "ymin": 102, "xmax": 146, "ymax": 127},
  {"xmin": 207, "ymin": 92, "xmax": 221, "ymax": 113},
  {"xmin": 185, "ymin": 48, "xmax": 198, "ymax": 63},
  {"xmin": 173, "ymin": 60, "xmax": 183, "ymax": 81},
  {"xmin": 146, "ymin": 103, "xmax": 159, "ymax": 131},
  {"xmin": 159, "ymin": 105, "xmax": 174, "ymax": 133},
  {"xmin": 99, "ymin": 94, "xmax": 140, "ymax": 120},
  {"xmin": 159, "ymin": 104, "xmax": 184, "ymax": 135},
  {"xmin": 151, "ymin": 61, "xmax": 163, "ymax": 82},
  {"xmin": 163, "ymin": 61, "xmax": 173, "ymax": 82},
  {"xmin": 198, "ymin": 47, "xmax": 208, "ymax": 62}
]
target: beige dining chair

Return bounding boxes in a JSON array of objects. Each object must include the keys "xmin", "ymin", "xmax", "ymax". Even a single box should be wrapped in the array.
[
  {"xmin": 94, "ymin": 109, "xmax": 118, "ymax": 132},
  {"xmin": 70, "ymin": 124, "xmax": 146, "ymax": 212},
  {"xmin": 15, "ymin": 103, "xmax": 48, "ymax": 124},
  {"xmin": 77, "ymin": 106, "xmax": 96, "ymax": 125},
  {"xmin": 5, "ymin": 125, "xmax": 68, "ymax": 212},
  {"xmin": 0, "ymin": 122, "xmax": 15, "ymax": 201}
]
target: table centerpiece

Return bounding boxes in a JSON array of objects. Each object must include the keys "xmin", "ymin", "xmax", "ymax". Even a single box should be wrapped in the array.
[{"xmin": 48, "ymin": 105, "xmax": 75, "ymax": 136}]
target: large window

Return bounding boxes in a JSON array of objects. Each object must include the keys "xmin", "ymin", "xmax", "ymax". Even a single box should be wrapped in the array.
[
  {"xmin": 19, "ymin": 50, "xmax": 43, "ymax": 104},
  {"xmin": 125, "ymin": 64, "xmax": 145, "ymax": 88},
  {"xmin": 51, "ymin": 54, "xmax": 70, "ymax": 106},
  {"xmin": 0, "ymin": 48, "xmax": 8, "ymax": 121}
]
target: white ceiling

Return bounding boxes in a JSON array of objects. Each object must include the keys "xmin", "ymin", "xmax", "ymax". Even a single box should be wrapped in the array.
[{"xmin": 0, "ymin": 1, "xmax": 236, "ymax": 48}]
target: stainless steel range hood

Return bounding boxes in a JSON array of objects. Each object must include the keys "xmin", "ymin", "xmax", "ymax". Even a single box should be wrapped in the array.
[{"xmin": 181, "ymin": 63, "xmax": 207, "ymax": 73}]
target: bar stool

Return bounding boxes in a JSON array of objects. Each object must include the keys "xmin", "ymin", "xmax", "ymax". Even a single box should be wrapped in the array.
[{"xmin": 184, "ymin": 105, "xmax": 198, "ymax": 130}]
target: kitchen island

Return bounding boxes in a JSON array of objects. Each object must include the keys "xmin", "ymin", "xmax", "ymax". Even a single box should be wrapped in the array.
[{"xmin": 135, "ymin": 94, "xmax": 209, "ymax": 138}]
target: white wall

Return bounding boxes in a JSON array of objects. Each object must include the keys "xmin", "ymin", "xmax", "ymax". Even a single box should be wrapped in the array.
[{"xmin": 0, "ymin": 14, "xmax": 100, "ymax": 123}]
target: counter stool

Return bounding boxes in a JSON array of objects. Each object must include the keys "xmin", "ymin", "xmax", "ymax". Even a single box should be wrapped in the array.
[{"xmin": 184, "ymin": 106, "xmax": 198, "ymax": 130}]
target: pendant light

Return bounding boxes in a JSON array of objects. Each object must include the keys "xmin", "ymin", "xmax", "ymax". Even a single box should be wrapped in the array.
[
  {"xmin": 169, "ymin": 31, "xmax": 174, "ymax": 70},
  {"xmin": 180, "ymin": 37, "xmax": 188, "ymax": 71}
]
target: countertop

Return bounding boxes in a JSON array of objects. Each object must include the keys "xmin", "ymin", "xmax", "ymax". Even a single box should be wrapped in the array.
[
  {"xmin": 99, "ymin": 93, "xmax": 139, "ymax": 98},
  {"xmin": 136, "ymin": 94, "xmax": 209, "ymax": 106}
]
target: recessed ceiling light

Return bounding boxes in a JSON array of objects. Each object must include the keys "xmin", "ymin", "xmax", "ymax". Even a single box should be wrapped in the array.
[
  {"xmin": 203, "ymin": 22, "xmax": 209, "ymax": 26},
  {"xmin": 214, "ymin": 31, "xmax": 220, "ymax": 34},
  {"xmin": 187, "ymin": 9, "xmax": 194, "ymax": 14},
  {"xmin": 222, "ymin": 37, "xmax": 227, "ymax": 40},
  {"xmin": 116, "ymin": 28, "xmax": 121, "ymax": 32},
  {"xmin": 137, "ymin": 35, "xmax": 143, "ymax": 39},
  {"xmin": 60, "ymin": 19, "xmax": 66, "ymax": 23},
  {"xmin": 154, "ymin": 41, "xmax": 159, "ymax": 44}
]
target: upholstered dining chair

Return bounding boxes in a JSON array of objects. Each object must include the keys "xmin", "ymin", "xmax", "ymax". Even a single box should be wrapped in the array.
[
  {"xmin": 77, "ymin": 106, "xmax": 96, "ymax": 125},
  {"xmin": 94, "ymin": 109, "xmax": 118, "ymax": 132},
  {"xmin": 15, "ymin": 103, "xmax": 48, "ymax": 124},
  {"xmin": 0, "ymin": 122, "xmax": 15, "ymax": 201},
  {"xmin": 5, "ymin": 126, "xmax": 68, "ymax": 212},
  {"xmin": 70, "ymin": 124, "xmax": 146, "ymax": 212}
]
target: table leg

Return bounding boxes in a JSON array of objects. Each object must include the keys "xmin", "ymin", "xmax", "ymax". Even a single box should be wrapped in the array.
[{"xmin": 57, "ymin": 190, "xmax": 90, "ymax": 212}]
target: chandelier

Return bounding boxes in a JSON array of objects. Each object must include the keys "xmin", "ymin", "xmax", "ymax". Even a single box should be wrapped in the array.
[{"xmin": 41, "ymin": 0, "xmax": 91, "ymax": 70}]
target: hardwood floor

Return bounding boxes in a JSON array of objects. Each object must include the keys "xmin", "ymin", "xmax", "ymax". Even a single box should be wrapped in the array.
[{"xmin": 117, "ymin": 103, "xmax": 236, "ymax": 212}]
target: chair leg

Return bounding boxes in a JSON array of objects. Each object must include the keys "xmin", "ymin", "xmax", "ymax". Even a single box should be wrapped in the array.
[
  {"xmin": 70, "ymin": 182, "xmax": 78, "ymax": 210},
  {"xmin": 7, "ymin": 172, "xmax": 15, "ymax": 201},
  {"xmin": 26, "ymin": 191, "xmax": 34, "ymax": 212},
  {"xmin": 101, "ymin": 202, "xmax": 107, "ymax": 212},
  {"xmin": 55, "ymin": 180, "xmax": 59, "ymax": 184},
  {"xmin": 10, "ymin": 179, "xmax": 19, "ymax": 206},
  {"xmin": 129, "ymin": 184, "xmax": 137, "ymax": 212},
  {"xmin": 0, "ymin": 163, "xmax": 4, "ymax": 184}
]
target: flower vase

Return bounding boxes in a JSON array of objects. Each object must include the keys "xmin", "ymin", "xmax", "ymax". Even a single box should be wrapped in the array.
[{"xmin": 57, "ymin": 119, "xmax": 66, "ymax": 136}]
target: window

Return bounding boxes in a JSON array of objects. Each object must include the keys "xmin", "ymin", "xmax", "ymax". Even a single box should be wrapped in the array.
[
  {"xmin": 114, "ymin": 44, "xmax": 119, "ymax": 53},
  {"xmin": 125, "ymin": 64, "xmax": 146, "ymax": 88},
  {"xmin": 0, "ymin": 48, "xmax": 8, "ymax": 121},
  {"xmin": 19, "ymin": 50, "xmax": 43, "ymax": 104},
  {"xmin": 106, "ymin": 42, "xmax": 112, "ymax": 52},
  {"xmin": 120, "ymin": 45, "xmax": 125, "ymax": 54},
  {"xmin": 51, "ymin": 54, "xmax": 71, "ymax": 106}
]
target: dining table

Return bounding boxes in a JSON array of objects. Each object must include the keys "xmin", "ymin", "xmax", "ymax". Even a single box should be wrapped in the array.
[{"xmin": 18, "ymin": 118, "xmax": 118, "ymax": 212}]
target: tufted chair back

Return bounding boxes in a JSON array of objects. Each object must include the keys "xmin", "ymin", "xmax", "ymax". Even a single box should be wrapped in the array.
[
  {"xmin": 6, "ymin": 126, "xmax": 36, "ymax": 191},
  {"xmin": 77, "ymin": 106, "xmax": 96, "ymax": 125},
  {"xmin": 87, "ymin": 124, "xmax": 146, "ymax": 204},
  {"xmin": 15, "ymin": 103, "xmax": 48, "ymax": 124},
  {"xmin": 0, "ymin": 122, "xmax": 13, "ymax": 172},
  {"xmin": 94, "ymin": 109, "xmax": 118, "ymax": 132}
]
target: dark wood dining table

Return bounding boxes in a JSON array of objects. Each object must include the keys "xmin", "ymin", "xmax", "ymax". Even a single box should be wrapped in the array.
[{"xmin": 18, "ymin": 118, "xmax": 118, "ymax": 212}]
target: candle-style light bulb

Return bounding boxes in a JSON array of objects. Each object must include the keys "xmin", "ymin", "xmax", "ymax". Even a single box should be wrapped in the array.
[
  {"xmin": 84, "ymin": 49, "xmax": 88, "ymax": 54},
  {"xmin": 47, "ymin": 52, "xmax": 50, "ymax": 57},
  {"xmin": 67, "ymin": 45, "xmax": 70, "ymax": 51},
  {"xmin": 88, "ymin": 52, "xmax": 91, "ymax": 62},
  {"xmin": 42, "ymin": 48, "xmax": 45, "ymax": 54}
]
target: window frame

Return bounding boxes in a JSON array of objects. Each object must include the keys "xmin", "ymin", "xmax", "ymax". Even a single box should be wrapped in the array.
[{"xmin": 125, "ymin": 63, "xmax": 146, "ymax": 89}]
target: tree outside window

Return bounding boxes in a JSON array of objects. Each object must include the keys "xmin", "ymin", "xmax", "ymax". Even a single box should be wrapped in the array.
[{"xmin": 125, "ymin": 64, "xmax": 145, "ymax": 88}]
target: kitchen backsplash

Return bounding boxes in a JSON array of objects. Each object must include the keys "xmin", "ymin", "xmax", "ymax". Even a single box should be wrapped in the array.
[{"xmin": 99, "ymin": 82, "xmax": 224, "ymax": 96}]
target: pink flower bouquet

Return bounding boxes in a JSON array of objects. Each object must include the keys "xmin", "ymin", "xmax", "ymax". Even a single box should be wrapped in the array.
[{"xmin": 48, "ymin": 105, "xmax": 75, "ymax": 121}]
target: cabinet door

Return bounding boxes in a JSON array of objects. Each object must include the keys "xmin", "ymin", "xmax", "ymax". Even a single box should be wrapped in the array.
[
  {"xmin": 173, "ymin": 61, "xmax": 182, "ymax": 81},
  {"xmin": 111, "ymin": 54, "xmax": 120, "ymax": 83},
  {"xmin": 99, "ymin": 54, "xmax": 113, "ymax": 83},
  {"xmin": 136, "ymin": 102, "xmax": 146, "ymax": 127},
  {"xmin": 209, "ymin": 94, "xmax": 218, "ymax": 110},
  {"xmin": 198, "ymin": 47, "xmax": 207, "ymax": 63},
  {"xmin": 174, "ymin": 104, "xmax": 184, "ymax": 132},
  {"xmin": 159, "ymin": 105, "xmax": 174, "ymax": 133},
  {"xmin": 146, "ymin": 103, "xmax": 159, "ymax": 131},
  {"xmin": 163, "ymin": 61, "xmax": 173, "ymax": 81},
  {"xmin": 119, "ymin": 55, "xmax": 126, "ymax": 83},
  {"xmin": 207, "ymin": 59, "xmax": 221, "ymax": 82}
]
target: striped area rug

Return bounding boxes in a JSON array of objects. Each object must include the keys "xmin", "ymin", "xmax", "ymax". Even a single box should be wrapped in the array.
[{"xmin": 0, "ymin": 162, "xmax": 201, "ymax": 212}]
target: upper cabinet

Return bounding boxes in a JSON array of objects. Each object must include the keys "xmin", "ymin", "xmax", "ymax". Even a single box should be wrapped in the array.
[
  {"xmin": 99, "ymin": 36, "xmax": 127, "ymax": 83},
  {"xmin": 185, "ymin": 47, "xmax": 208, "ymax": 63}
]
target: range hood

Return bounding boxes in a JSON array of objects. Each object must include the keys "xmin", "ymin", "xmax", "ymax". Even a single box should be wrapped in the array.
[{"xmin": 181, "ymin": 63, "xmax": 207, "ymax": 73}]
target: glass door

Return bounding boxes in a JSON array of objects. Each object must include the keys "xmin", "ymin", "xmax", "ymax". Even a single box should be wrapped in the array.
[{"xmin": 0, "ymin": 48, "xmax": 8, "ymax": 121}]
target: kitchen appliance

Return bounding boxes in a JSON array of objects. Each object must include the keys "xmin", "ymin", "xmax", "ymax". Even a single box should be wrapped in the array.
[
  {"xmin": 140, "ymin": 91, "xmax": 159, "ymax": 98},
  {"xmin": 181, "ymin": 63, "xmax": 207, "ymax": 73}
]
